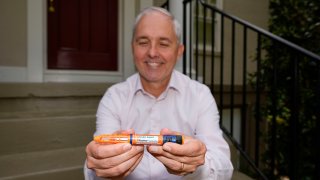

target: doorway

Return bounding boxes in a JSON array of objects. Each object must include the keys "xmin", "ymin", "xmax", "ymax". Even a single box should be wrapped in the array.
[{"xmin": 47, "ymin": 0, "xmax": 118, "ymax": 71}]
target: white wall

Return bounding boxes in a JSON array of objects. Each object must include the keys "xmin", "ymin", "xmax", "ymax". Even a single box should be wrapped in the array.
[
  {"xmin": 0, "ymin": 0, "xmax": 137, "ymax": 83},
  {"xmin": 0, "ymin": 0, "xmax": 269, "ymax": 83}
]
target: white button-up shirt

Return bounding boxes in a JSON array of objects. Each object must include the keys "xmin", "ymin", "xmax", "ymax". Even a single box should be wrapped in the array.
[{"xmin": 85, "ymin": 70, "xmax": 233, "ymax": 180}]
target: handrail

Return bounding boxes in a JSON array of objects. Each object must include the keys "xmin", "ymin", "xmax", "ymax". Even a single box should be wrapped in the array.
[
  {"xmin": 198, "ymin": 0, "xmax": 320, "ymax": 62},
  {"xmin": 183, "ymin": 0, "xmax": 320, "ymax": 179},
  {"xmin": 172, "ymin": 0, "xmax": 320, "ymax": 179},
  {"xmin": 181, "ymin": 1, "xmax": 271, "ymax": 179}
]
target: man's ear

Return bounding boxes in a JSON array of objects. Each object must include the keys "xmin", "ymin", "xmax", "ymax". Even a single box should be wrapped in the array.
[
  {"xmin": 131, "ymin": 41, "xmax": 135, "ymax": 54},
  {"xmin": 177, "ymin": 44, "xmax": 185, "ymax": 60}
]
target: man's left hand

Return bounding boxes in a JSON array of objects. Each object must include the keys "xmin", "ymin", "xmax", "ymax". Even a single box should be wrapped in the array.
[{"xmin": 147, "ymin": 128, "xmax": 207, "ymax": 176}]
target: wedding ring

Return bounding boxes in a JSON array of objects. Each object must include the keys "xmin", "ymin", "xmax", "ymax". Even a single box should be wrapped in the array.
[{"xmin": 180, "ymin": 162, "xmax": 185, "ymax": 171}]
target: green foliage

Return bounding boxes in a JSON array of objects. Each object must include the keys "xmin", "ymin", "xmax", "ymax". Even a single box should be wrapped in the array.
[
  {"xmin": 269, "ymin": 0, "xmax": 320, "ymax": 54},
  {"xmin": 251, "ymin": 0, "xmax": 320, "ymax": 179}
]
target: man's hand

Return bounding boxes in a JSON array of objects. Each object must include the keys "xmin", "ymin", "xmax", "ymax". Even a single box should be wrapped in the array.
[
  {"xmin": 147, "ymin": 128, "xmax": 207, "ymax": 176},
  {"xmin": 86, "ymin": 129, "xmax": 144, "ymax": 179}
]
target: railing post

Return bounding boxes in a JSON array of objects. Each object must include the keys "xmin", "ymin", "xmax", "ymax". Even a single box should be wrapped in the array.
[
  {"xmin": 219, "ymin": 14, "xmax": 224, "ymax": 123},
  {"xmin": 211, "ymin": 7, "xmax": 215, "ymax": 92},
  {"xmin": 230, "ymin": 21, "xmax": 235, "ymax": 136},
  {"xmin": 255, "ymin": 34, "xmax": 262, "ymax": 168},
  {"xmin": 241, "ymin": 26, "xmax": 247, "ymax": 149},
  {"xmin": 316, "ymin": 61, "xmax": 320, "ymax": 180},
  {"xmin": 195, "ymin": 0, "xmax": 199, "ymax": 81},
  {"xmin": 182, "ymin": 1, "xmax": 187, "ymax": 74},
  {"xmin": 270, "ymin": 41, "xmax": 277, "ymax": 178},
  {"xmin": 289, "ymin": 54, "xmax": 299, "ymax": 180}
]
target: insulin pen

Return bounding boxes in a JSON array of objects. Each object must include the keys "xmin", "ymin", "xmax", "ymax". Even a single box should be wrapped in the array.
[{"xmin": 94, "ymin": 134, "xmax": 184, "ymax": 145}]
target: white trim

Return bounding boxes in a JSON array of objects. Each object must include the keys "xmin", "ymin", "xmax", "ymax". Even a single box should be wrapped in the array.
[
  {"xmin": 0, "ymin": 66, "xmax": 27, "ymax": 82},
  {"xmin": 118, "ymin": 0, "xmax": 124, "ymax": 77},
  {"xmin": 24, "ymin": 0, "xmax": 129, "ymax": 83},
  {"xmin": 43, "ymin": 0, "xmax": 126, "ymax": 83},
  {"xmin": 122, "ymin": 0, "xmax": 136, "ymax": 79},
  {"xmin": 139, "ymin": 0, "xmax": 153, "ymax": 10},
  {"xmin": 44, "ymin": 70, "xmax": 123, "ymax": 83},
  {"xmin": 27, "ymin": 0, "xmax": 44, "ymax": 82},
  {"xmin": 169, "ymin": 0, "xmax": 184, "ymax": 73}
]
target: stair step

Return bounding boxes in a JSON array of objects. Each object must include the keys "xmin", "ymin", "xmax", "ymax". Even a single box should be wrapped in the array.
[
  {"xmin": 0, "ymin": 109, "xmax": 96, "ymax": 119},
  {"xmin": 0, "ymin": 83, "xmax": 107, "ymax": 179},
  {"xmin": 0, "ymin": 96, "xmax": 101, "ymax": 113},
  {"xmin": 0, "ymin": 147, "xmax": 85, "ymax": 180},
  {"xmin": 0, "ymin": 112, "xmax": 96, "ymax": 155},
  {"xmin": 232, "ymin": 171, "xmax": 254, "ymax": 180},
  {"xmin": 0, "ymin": 167, "xmax": 84, "ymax": 180}
]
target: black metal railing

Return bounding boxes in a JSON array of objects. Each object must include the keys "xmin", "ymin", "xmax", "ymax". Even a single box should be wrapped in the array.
[{"xmin": 177, "ymin": 0, "xmax": 320, "ymax": 179}]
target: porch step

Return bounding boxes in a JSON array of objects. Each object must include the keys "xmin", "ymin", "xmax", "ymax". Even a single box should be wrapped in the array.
[
  {"xmin": 0, "ymin": 147, "xmax": 85, "ymax": 180},
  {"xmin": 0, "ymin": 110, "xmax": 96, "ymax": 180},
  {"xmin": 0, "ymin": 83, "xmax": 105, "ymax": 179},
  {"xmin": 0, "ymin": 83, "xmax": 255, "ymax": 179},
  {"xmin": 232, "ymin": 171, "xmax": 254, "ymax": 180},
  {"xmin": 226, "ymin": 135, "xmax": 254, "ymax": 180},
  {"xmin": 0, "ymin": 111, "xmax": 96, "ymax": 155}
]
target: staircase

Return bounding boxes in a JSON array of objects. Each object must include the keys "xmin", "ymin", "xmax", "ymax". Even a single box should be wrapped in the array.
[
  {"xmin": 0, "ymin": 83, "xmax": 253, "ymax": 180},
  {"xmin": 227, "ymin": 136, "xmax": 254, "ymax": 180},
  {"xmin": 0, "ymin": 83, "xmax": 109, "ymax": 180}
]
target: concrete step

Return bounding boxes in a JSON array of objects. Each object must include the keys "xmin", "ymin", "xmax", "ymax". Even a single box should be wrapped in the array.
[
  {"xmin": 0, "ymin": 82, "xmax": 255, "ymax": 179},
  {"xmin": 0, "ymin": 112, "xmax": 254, "ymax": 180},
  {"xmin": 0, "ymin": 146, "xmax": 252, "ymax": 180},
  {"xmin": 225, "ymin": 135, "xmax": 254, "ymax": 180},
  {"xmin": 0, "ymin": 111, "xmax": 96, "ymax": 155},
  {"xmin": 232, "ymin": 171, "xmax": 254, "ymax": 180},
  {"xmin": 0, "ymin": 147, "xmax": 85, "ymax": 180},
  {"xmin": 0, "ymin": 96, "xmax": 101, "ymax": 113},
  {"xmin": 0, "ymin": 83, "xmax": 108, "ymax": 113},
  {"xmin": 0, "ymin": 83, "xmax": 106, "ymax": 180}
]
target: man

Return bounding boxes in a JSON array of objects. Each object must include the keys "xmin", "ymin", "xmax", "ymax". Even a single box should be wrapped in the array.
[{"xmin": 85, "ymin": 7, "xmax": 233, "ymax": 180}]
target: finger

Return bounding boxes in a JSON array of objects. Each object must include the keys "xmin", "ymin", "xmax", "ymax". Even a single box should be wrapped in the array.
[
  {"xmin": 147, "ymin": 145, "xmax": 204, "ymax": 165},
  {"xmin": 163, "ymin": 139, "xmax": 206, "ymax": 157},
  {"xmin": 86, "ymin": 140, "xmax": 132, "ymax": 159},
  {"xmin": 154, "ymin": 155, "xmax": 181, "ymax": 172},
  {"xmin": 94, "ymin": 149, "xmax": 144, "ymax": 178},
  {"xmin": 88, "ymin": 145, "xmax": 144, "ymax": 169},
  {"xmin": 123, "ymin": 151, "xmax": 144, "ymax": 177},
  {"xmin": 153, "ymin": 155, "xmax": 195, "ymax": 175},
  {"xmin": 160, "ymin": 128, "xmax": 181, "ymax": 135},
  {"xmin": 113, "ymin": 129, "xmax": 135, "ymax": 134}
]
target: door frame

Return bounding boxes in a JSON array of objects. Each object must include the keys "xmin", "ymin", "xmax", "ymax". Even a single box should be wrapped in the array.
[{"xmin": 27, "ymin": 0, "xmax": 136, "ymax": 83}]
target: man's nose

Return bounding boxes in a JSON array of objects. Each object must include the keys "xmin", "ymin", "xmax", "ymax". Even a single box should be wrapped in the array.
[{"xmin": 148, "ymin": 44, "xmax": 159, "ymax": 58}]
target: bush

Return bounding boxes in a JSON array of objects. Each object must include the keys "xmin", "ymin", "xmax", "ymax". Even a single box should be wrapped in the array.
[{"xmin": 253, "ymin": 0, "xmax": 320, "ymax": 179}]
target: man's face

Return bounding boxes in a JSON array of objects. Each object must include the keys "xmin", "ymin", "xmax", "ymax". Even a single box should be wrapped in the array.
[{"xmin": 132, "ymin": 12, "xmax": 184, "ymax": 86}]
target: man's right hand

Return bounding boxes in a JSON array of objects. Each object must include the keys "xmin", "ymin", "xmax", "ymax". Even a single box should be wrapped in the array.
[{"xmin": 86, "ymin": 129, "xmax": 144, "ymax": 179}]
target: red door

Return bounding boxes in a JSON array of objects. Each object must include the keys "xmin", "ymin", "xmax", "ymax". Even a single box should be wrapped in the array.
[{"xmin": 47, "ymin": 0, "xmax": 118, "ymax": 71}]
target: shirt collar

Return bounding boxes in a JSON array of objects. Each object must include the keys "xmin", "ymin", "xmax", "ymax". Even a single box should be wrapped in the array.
[{"xmin": 134, "ymin": 70, "xmax": 181, "ymax": 96}]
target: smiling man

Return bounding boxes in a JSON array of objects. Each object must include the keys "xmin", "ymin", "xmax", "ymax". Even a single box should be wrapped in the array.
[
  {"xmin": 132, "ymin": 9, "xmax": 184, "ymax": 98},
  {"xmin": 85, "ymin": 7, "xmax": 233, "ymax": 180}
]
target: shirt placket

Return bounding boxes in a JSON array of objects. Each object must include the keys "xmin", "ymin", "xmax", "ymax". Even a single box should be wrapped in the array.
[
  {"xmin": 148, "ymin": 100, "xmax": 161, "ymax": 134},
  {"xmin": 148, "ymin": 99, "xmax": 163, "ymax": 178}
]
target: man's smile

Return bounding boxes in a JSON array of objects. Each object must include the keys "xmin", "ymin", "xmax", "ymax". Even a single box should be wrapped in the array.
[{"xmin": 145, "ymin": 60, "xmax": 164, "ymax": 68}]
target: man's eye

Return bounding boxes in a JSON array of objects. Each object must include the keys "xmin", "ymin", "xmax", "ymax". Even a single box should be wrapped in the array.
[
  {"xmin": 138, "ymin": 41, "xmax": 148, "ymax": 46},
  {"xmin": 160, "ymin": 43, "xmax": 169, "ymax": 47}
]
